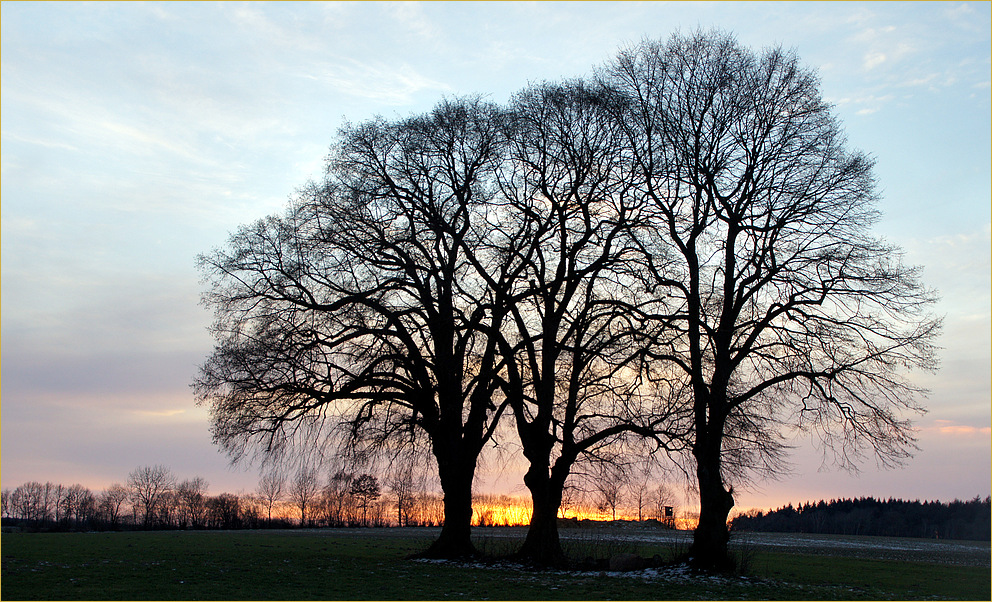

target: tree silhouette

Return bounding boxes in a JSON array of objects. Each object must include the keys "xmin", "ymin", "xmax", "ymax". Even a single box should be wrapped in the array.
[
  {"xmin": 323, "ymin": 470, "xmax": 355, "ymax": 527},
  {"xmin": 386, "ymin": 462, "xmax": 420, "ymax": 527},
  {"xmin": 127, "ymin": 465, "xmax": 176, "ymax": 528},
  {"xmin": 257, "ymin": 470, "xmax": 285, "ymax": 524},
  {"xmin": 195, "ymin": 97, "xmax": 510, "ymax": 558},
  {"xmin": 193, "ymin": 30, "xmax": 938, "ymax": 571},
  {"xmin": 98, "ymin": 483, "xmax": 130, "ymax": 528},
  {"xmin": 592, "ymin": 464, "xmax": 624, "ymax": 521},
  {"xmin": 175, "ymin": 478, "xmax": 209, "ymax": 529},
  {"xmin": 486, "ymin": 80, "xmax": 690, "ymax": 566},
  {"xmin": 350, "ymin": 474, "xmax": 381, "ymax": 526},
  {"xmin": 288, "ymin": 467, "xmax": 320, "ymax": 527},
  {"xmin": 602, "ymin": 30, "xmax": 940, "ymax": 570}
]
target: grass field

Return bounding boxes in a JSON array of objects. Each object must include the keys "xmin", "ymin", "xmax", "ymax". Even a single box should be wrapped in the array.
[{"xmin": 1, "ymin": 528, "xmax": 988, "ymax": 600}]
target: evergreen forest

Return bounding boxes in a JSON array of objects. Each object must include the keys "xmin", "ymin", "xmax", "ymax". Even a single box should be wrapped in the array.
[{"xmin": 731, "ymin": 496, "xmax": 990, "ymax": 540}]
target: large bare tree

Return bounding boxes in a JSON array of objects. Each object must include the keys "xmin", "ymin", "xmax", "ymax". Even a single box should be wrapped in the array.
[
  {"xmin": 602, "ymin": 30, "xmax": 940, "ymax": 570},
  {"xmin": 195, "ymin": 33, "xmax": 938, "ymax": 570},
  {"xmin": 195, "ymin": 97, "xmax": 510, "ymax": 558},
  {"xmin": 485, "ymin": 80, "xmax": 690, "ymax": 565}
]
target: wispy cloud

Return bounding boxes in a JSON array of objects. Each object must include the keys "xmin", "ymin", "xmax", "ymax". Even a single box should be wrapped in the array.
[
  {"xmin": 300, "ymin": 58, "xmax": 452, "ymax": 105},
  {"xmin": 134, "ymin": 409, "xmax": 188, "ymax": 419},
  {"xmin": 824, "ymin": 4, "xmax": 990, "ymax": 106},
  {"xmin": 928, "ymin": 420, "xmax": 991, "ymax": 437},
  {"xmin": 863, "ymin": 51, "xmax": 887, "ymax": 71},
  {"xmin": 226, "ymin": 3, "xmax": 324, "ymax": 55},
  {"xmin": 1, "ymin": 130, "xmax": 80, "ymax": 152},
  {"xmin": 828, "ymin": 93, "xmax": 896, "ymax": 115},
  {"xmin": 911, "ymin": 225, "xmax": 992, "ymax": 279},
  {"xmin": 387, "ymin": 2, "xmax": 441, "ymax": 45},
  {"xmin": 944, "ymin": 3, "xmax": 975, "ymax": 20},
  {"xmin": 853, "ymin": 27, "xmax": 920, "ymax": 80},
  {"xmin": 943, "ymin": 2, "xmax": 988, "ymax": 33}
]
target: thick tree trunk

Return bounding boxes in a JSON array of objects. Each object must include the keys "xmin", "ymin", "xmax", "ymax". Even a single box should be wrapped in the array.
[
  {"xmin": 416, "ymin": 452, "xmax": 478, "ymax": 559},
  {"xmin": 516, "ymin": 464, "xmax": 567, "ymax": 567},
  {"xmin": 689, "ymin": 448, "xmax": 735, "ymax": 572}
]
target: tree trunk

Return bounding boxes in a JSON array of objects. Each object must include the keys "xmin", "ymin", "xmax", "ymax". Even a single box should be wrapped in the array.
[
  {"xmin": 516, "ymin": 462, "xmax": 567, "ymax": 567},
  {"xmin": 416, "ymin": 453, "xmax": 478, "ymax": 559},
  {"xmin": 689, "ymin": 445, "xmax": 735, "ymax": 572}
]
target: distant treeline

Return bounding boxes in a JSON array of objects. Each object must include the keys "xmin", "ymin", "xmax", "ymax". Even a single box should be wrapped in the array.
[
  {"xmin": 0, "ymin": 465, "xmax": 444, "ymax": 533},
  {"xmin": 2, "ymin": 462, "xmax": 687, "ymax": 533},
  {"xmin": 730, "ymin": 496, "xmax": 991, "ymax": 541}
]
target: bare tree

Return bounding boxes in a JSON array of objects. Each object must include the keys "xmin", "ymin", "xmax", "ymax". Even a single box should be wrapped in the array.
[
  {"xmin": 412, "ymin": 492, "xmax": 446, "ymax": 527},
  {"xmin": 590, "ymin": 463, "xmax": 625, "ymax": 521},
  {"xmin": 14, "ymin": 481, "xmax": 55, "ymax": 523},
  {"xmin": 558, "ymin": 479, "xmax": 583, "ymax": 520},
  {"xmin": 628, "ymin": 465, "xmax": 653, "ymax": 522},
  {"xmin": 157, "ymin": 490, "xmax": 179, "ymax": 528},
  {"xmin": 487, "ymin": 79, "xmax": 689, "ymax": 565},
  {"xmin": 207, "ymin": 493, "xmax": 242, "ymax": 529},
  {"xmin": 53, "ymin": 483, "xmax": 66, "ymax": 523},
  {"xmin": 127, "ymin": 465, "xmax": 176, "ymax": 528},
  {"xmin": 195, "ymin": 97, "xmax": 511, "ymax": 558},
  {"xmin": 289, "ymin": 466, "xmax": 320, "ymax": 527},
  {"xmin": 176, "ymin": 477, "xmax": 209, "ymax": 529},
  {"xmin": 61, "ymin": 484, "xmax": 95, "ymax": 529},
  {"xmin": 602, "ymin": 30, "xmax": 940, "ymax": 570},
  {"xmin": 257, "ymin": 471, "xmax": 285, "ymax": 524},
  {"xmin": 651, "ymin": 483, "xmax": 678, "ymax": 527},
  {"xmin": 349, "ymin": 473, "xmax": 381, "ymax": 527},
  {"xmin": 99, "ymin": 483, "xmax": 130, "ymax": 528},
  {"xmin": 323, "ymin": 470, "xmax": 355, "ymax": 527},
  {"xmin": 9, "ymin": 483, "xmax": 32, "ymax": 521},
  {"xmin": 239, "ymin": 493, "xmax": 263, "ymax": 529},
  {"xmin": 386, "ymin": 463, "xmax": 419, "ymax": 527}
]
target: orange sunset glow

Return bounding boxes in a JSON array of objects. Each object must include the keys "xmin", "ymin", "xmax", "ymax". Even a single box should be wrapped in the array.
[{"xmin": 470, "ymin": 494, "xmax": 698, "ymax": 530}]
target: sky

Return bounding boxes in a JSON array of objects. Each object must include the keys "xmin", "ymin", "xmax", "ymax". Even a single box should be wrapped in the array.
[{"xmin": 2, "ymin": 1, "xmax": 990, "ymax": 512}]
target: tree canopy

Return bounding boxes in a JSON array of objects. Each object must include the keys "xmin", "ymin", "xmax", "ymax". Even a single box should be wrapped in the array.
[
  {"xmin": 195, "ymin": 29, "xmax": 939, "ymax": 570},
  {"xmin": 601, "ymin": 31, "xmax": 939, "ymax": 569}
]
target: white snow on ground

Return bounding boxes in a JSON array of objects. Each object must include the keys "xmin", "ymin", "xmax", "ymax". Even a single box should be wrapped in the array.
[
  {"xmin": 472, "ymin": 525, "xmax": 987, "ymax": 555},
  {"xmin": 413, "ymin": 557, "xmax": 751, "ymax": 586},
  {"xmin": 312, "ymin": 525, "xmax": 990, "ymax": 566}
]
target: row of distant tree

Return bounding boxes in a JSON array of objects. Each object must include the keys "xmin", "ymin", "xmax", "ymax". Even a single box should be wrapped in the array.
[
  {"xmin": 1, "ymin": 463, "xmax": 685, "ymax": 532},
  {"xmin": 1, "ymin": 465, "xmax": 428, "ymax": 532},
  {"xmin": 14, "ymin": 466, "xmax": 981, "ymax": 540},
  {"xmin": 730, "ymin": 496, "xmax": 991, "ymax": 541}
]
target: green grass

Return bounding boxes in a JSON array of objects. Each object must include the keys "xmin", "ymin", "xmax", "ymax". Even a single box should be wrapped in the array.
[
  {"xmin": 1, "ymin": 530, "xmax": 987, "ymax": 600},
  {"xmin": 746, "ymin": 551, "xmax": 989, "ymax": 600}
]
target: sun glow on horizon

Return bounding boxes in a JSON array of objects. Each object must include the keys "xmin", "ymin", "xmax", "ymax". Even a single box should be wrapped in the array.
[{"xmin": 470, "ymin": 494, "xmax": 698, "ymax": 530}]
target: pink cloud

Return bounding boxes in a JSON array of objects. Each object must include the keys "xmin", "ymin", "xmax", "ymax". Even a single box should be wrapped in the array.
[{"xmin": 931, "ymin": 420, "xmax": 991, "ymax": 436}]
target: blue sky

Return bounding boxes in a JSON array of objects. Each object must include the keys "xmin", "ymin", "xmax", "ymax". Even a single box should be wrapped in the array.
[{"xmin": 2, "ymin": 1, "xmax": 989, "ymax": 510}]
